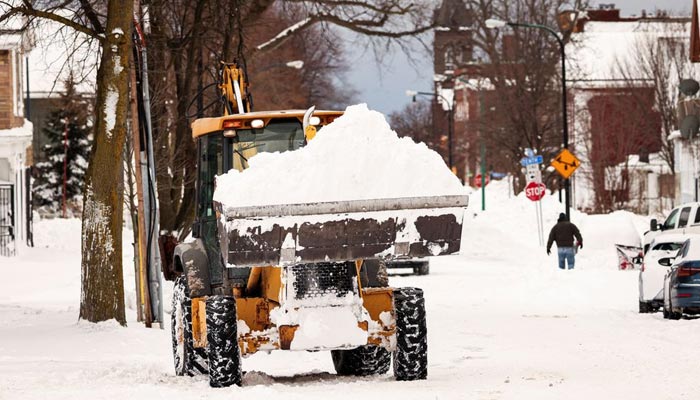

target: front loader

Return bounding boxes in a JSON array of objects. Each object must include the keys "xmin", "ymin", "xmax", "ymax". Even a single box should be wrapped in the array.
[{"xmin": 168, "ymin": 62, "xmax": 468, "ymax": 387}]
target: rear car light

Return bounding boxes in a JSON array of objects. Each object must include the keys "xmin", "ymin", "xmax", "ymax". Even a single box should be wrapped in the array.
[
  {"xmin": 678, "ymin": 293, "xmax": 692, "ymax": 298},
  {"xmin": 678, "ymin": 267, "xmax": 700, "ymax": 278},
  {"xmin": 641, "ymin": 263, "xmax": 645, "ymax": 272}
]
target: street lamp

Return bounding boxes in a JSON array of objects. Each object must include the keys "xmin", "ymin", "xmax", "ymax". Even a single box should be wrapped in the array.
[
  {"xmin": 284, "ymin": 60, "xmax": 304, "ymax": 69},
  {"xmin": 405, "ymin": 89, "xmax": 454, "ymax": 172},
  {"xmin": 260, "ymin": 60, "xmax": 304, "ymax": 73},
  {"xmin": 485, "ymin": 17, "xmax": 572, "ymax": 220}
]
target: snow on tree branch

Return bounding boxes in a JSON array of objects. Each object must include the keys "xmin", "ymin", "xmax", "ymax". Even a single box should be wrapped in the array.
[{"xmin": 256, "ymin": 17, "xmax": 313, "ymax": 51}]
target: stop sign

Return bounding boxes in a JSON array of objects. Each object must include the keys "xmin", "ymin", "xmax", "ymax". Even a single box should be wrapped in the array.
[
  {"xmin": 525, "ymin": 181, "xmax": 546, "ymax": 201},
  {"xmin": 474, "ymin": 174, "xmax": 490, "ymax": 188}
]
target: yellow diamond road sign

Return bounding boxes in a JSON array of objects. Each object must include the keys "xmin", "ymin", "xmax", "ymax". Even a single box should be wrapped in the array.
[{"xmin": 551, "ymin": 149, "xmax": 580, "ymax": 179}]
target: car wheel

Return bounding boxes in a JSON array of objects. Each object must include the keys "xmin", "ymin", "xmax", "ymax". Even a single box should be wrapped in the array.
[
  {"xmin": 668, "ymin": 298, "xmax": 682, "ymax": 320},
  {"xmin": 638, "ymin": 300, "xmax": 651, "ymax": 314},
  {"xmin": 414, "ymin": 262, "xmax": 430, "ymax": 276}
]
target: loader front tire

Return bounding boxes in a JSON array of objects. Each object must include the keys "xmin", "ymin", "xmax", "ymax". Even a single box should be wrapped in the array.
[
  {"xmin": 393, "ymin": 287, "xmax": 427, "ymax": 381},
  {"xmin": 171, "ymin": 275, "xmax": 208, "ymax": 376},
  {"xmin": 331, "ymin": 346, "xmax": 391, "ymax": 376},
  {"xmin": 206, "ymin": 295, "xmax": 242, "ymax": 387}
]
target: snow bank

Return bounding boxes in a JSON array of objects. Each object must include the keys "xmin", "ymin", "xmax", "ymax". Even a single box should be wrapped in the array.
[{"xmin": 214, "ymin": 104, "xmax": 466, "ymax": 208}]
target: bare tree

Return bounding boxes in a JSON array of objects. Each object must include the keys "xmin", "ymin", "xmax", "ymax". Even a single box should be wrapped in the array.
[
  {"xmin": 616, "ymin": 20, "xmax": 696, "ymax": 174},
  {"xmin": 577, "ymin": 18, "xmax": 697, "ymax": 212},
  {"xmin": 1, "ymin": 0, "xmax": 133, "ymax": 325},
  {"xmin": 145, "ymin": 0, "xmax": 434, "ymax": 239},
  {"xmin": 465, "ymin": 0, "xmax": 589, "ymax": 191},
  {"xmin": 389, "ymin": 99, "xmax": 436, "ymax": 147}
]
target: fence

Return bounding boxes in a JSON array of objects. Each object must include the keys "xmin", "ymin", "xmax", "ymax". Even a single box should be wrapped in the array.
[{"xmin": 0, "ymin": 184, "xmax": 15, "ymax": 256}]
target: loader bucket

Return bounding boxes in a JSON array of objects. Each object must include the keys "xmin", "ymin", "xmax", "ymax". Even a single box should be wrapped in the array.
[{"xmin": 220, "ymin": 195, "xmax": 468, "ymax": 268}]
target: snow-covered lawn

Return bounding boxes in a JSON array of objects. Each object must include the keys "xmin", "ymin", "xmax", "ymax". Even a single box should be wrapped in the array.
[{"xmin": 2, "ymin": 182, "xmax": 697, "ymax": 399}]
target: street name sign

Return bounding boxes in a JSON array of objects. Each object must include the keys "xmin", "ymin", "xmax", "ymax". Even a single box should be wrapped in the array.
[{"xmin": 520, "ymin": 155, "xmax": 543, "ymax": 166}]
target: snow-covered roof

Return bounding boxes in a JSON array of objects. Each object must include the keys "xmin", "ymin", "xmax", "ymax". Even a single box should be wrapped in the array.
[
  {"xmin": 568, "ymin": 20, "xmax": 690, "ymax": 85},
  {"xmin": 0, "ymin": 33, "xmax": 23, "ymax": 50},
  {"xmin": 0, "ymin": 120, "xmax": 33, "ymax": 138},
  {"xmin": 0, "ymin": 120, "xmax": 33, "ymax": 158},
  {"xmin": 613, "ymin": 152, "xmax": 671, "ymax": 175},
  {"xmin": 668, "ymin": 130, "xmax": 682, "ymax": 141}
]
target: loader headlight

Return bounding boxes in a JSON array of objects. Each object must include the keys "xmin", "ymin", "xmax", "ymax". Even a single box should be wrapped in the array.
[
  {"xmin": 309, "ymin": 116, "xmax": 320, "ymax": 126},
  {"xmin": 251, "ymin": 119, "xmax": 265, "ymax": 129}
]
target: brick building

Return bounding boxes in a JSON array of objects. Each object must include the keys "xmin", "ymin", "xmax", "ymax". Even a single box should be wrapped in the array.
[
  {"xmin": 432, "ymin": 1, "xmax": 685, "ymax": 212},
  {"xmin": 0, "ymin": 29, "xmax": 33, "ymax": 255}
]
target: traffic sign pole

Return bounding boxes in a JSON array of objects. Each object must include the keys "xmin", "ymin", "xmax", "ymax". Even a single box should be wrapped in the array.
[{"xmin": 551, "ymin": 148, "xmax": 581, "ymax": 220}]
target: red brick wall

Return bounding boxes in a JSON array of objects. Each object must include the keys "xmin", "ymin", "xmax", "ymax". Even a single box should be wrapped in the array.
[{"xmin": 0, "ymin": 49, "xmax": 23, "ymax": 130}]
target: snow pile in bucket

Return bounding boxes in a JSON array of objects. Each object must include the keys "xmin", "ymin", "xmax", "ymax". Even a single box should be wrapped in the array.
[{"xmin": 214, "ymin": 104, "xmax": 467, "ymax": 208}]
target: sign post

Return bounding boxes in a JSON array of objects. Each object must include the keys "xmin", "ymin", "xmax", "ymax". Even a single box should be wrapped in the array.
[{"xmin": 521, "ymin": 149, "xmax": 546, "ymax": 246}]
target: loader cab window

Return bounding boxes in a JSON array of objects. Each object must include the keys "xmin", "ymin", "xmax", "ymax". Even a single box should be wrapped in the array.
[
  {"xmin": 228, "ymin": 119, "xmax": 304, "ymax": 172},
  {"xmin": 197, "ymin": 134, "xmax": 224, "ymax": 219},
  {"xmin": 195, "ymin": 133, "xmax": 225, "ymax": 284}
]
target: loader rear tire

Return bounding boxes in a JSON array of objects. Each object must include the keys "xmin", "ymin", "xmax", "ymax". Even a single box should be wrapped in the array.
[
  {"xmin": 206, "ymin": 295, "xmax": 242, "ymax": 387},
  {"xmin": 171, "ymin": 275, "xmax": 208, "ymax": 376},
  {"xmin": 331, "ymin": 346, "xmax": 391, "ymax": 376},
  {"xmin": 393, "ymin": 287, "xmax": 427, "ymax": 381},
  {"xmin": 414, "ymin": 262, "xmax": 430, "ymax": 276}
]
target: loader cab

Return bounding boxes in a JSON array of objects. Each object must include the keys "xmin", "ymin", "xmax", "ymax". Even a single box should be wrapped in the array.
[{"xmin": 191, "ymin": 110, "xmax": 343, "ymax": 285}]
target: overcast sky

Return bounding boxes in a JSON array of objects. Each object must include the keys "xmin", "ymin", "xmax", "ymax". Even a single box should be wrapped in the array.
[{"xmin": 345, "ymin": 0, "xmax": 691, "ymax": 116}]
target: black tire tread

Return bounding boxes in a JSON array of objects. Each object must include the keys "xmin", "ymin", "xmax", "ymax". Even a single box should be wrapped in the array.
[
  {"xmin": 393, "ymin": 287, "xmax": 428, "ymax": 381},
  {"xmin": 171, "ymin": 275, "xmax": 208, "ymax": 376},
  {"xmin": 332, "ymin": 346, "xmax": 391, "ymax": 376},
  {"xmin": 638, "ymin": 300, "xmax": 651, "ymax": 314},
  {"xmin": 206, "ymin": 295, "xmax": 242, "ymax": 387}
]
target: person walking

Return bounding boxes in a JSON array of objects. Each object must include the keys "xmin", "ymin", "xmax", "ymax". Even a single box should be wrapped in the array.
[{"xmin": 546, "ymin": 213, "xmax": 583, "ymax": 270}]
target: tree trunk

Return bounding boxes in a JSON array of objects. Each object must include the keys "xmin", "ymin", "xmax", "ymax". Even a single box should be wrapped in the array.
[{"xmin": 79, "ymin": 0, "xmax": 134, "ymax": 326}]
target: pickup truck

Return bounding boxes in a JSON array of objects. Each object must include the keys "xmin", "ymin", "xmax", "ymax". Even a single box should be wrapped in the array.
[{"xmin": 643, "ymin": 202, "xmax": 700, "ymax": 253}]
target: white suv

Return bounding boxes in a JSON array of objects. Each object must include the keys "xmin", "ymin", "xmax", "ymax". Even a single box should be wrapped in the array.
[
  {"xmin": 638, "ymin": 233, "xmax": 687, "ymax": 313},
  {"xmin": 643, "ymin": 203, "xmax": 700, "ymax": 254}
]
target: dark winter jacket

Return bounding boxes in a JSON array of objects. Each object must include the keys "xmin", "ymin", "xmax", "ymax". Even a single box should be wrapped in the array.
[{"xmin": 546, "ymin": 221, "xmax": 583, "ymax": 251}]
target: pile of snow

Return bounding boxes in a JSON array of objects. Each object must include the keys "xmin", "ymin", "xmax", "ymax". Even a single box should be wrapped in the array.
[{"xmin": 214, "ymin": 104, "xmax": 467, "ymax": 208}]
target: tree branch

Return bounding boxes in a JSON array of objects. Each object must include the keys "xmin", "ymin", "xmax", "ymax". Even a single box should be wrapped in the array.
[
  {"xmin": 254, "ymin": 12, "xmax": 434, "ymax": 53},
  {"xmin": 1, "ymin": 4, "xmax": 100, "ymax": 41},
  {"xmin": 79, "ymin": 0, "xmax": 104, "ymax": 34}
]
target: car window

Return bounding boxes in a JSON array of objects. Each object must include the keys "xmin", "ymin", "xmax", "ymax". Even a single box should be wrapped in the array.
[
  {"xmin": 652, "ymin": 242, "xmax": 683, "ymax": 252},
  {"xmin": 679, "ymin": 240, "xmax": 691, "ymax": 259},
  {"xmin": 695, "ymin": 207, "xmax": 700, "ymax": 224},
  {"xmin": 678, "ymin": 207, "xmax": 692, "ymax": 228},
  {"xmin": 664, "ymin": 209, "xmax": 680, "ymax": 230}
]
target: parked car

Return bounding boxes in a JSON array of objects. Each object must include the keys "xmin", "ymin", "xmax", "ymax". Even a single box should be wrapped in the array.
[
  {"xmin": 387, "ymin": 259, "xmax": 430, "ymax": 275},
  {"xmin": 643, "ymin": 202, "xmax": 700, "ymax": 254},
  {"xmin": 662, "ymin": 235, "xmax": 700, "ymax": 319},
  {"xmin": 638, "ymin": 233, "xmax": 686, "ymax": 313}
]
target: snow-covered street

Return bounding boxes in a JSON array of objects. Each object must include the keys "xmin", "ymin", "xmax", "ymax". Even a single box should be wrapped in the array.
[{"xmin": 2, "ymin": 183, "xmax": 698, "ymax": 400}]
